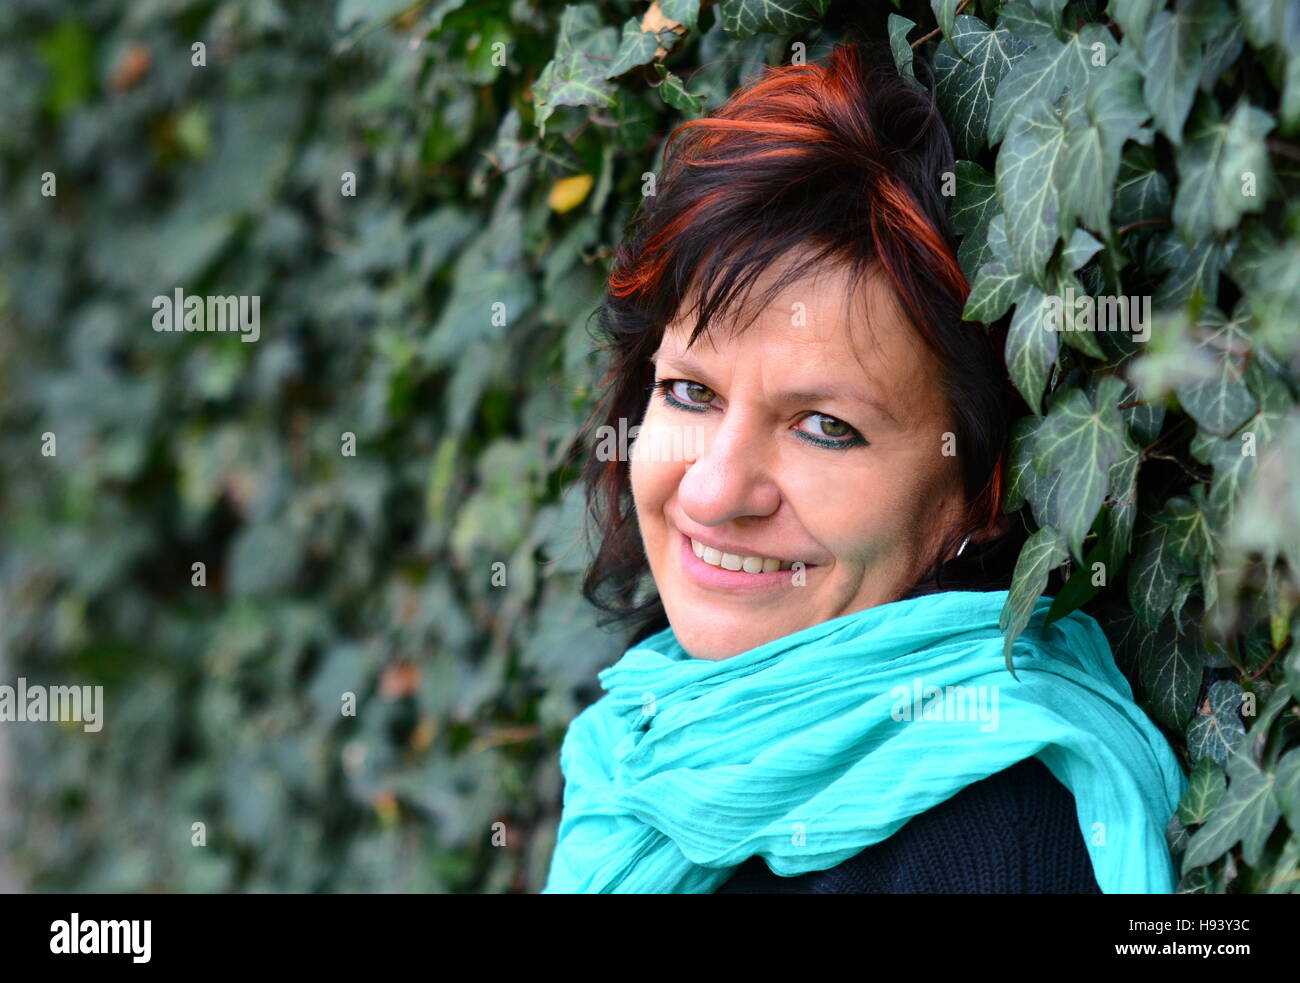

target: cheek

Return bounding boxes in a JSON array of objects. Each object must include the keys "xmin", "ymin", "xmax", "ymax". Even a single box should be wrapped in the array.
[
  {"xmin": 791, "ymin": 450, "xmax": 960, "ymax": 557},
  {"xmin": 628, "ymin": 414, "xmax": 678, "ymax": 524}
]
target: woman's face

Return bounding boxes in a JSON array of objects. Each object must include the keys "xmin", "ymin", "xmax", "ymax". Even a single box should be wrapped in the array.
[{"xmin": 629, "ymin": 255, "xmax": 969, "ymax": 660}]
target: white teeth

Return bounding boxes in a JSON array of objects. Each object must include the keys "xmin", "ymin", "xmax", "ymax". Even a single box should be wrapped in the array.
[{"xmin": 690, "ymin": 538, "xmax": 792, "ymax": 575}]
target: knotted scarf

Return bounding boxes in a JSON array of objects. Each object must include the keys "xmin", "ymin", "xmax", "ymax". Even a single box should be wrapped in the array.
[{"xmin": 543, "ymin": 590, "xmax": 1186, "ymax": 893}]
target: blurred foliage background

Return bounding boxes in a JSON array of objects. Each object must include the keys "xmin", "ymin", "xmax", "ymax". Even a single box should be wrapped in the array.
[{"xmin": 1, "ymin": 0, "xmax": 1298, "ymax": 893}]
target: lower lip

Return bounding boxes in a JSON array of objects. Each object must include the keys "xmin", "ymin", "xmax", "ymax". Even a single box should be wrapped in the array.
[{"xmin": 678, "ymin": 532, "xmax": 815, "ymax": 594}]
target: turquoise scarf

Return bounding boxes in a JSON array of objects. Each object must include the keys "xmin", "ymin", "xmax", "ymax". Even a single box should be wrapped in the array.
[{"xmin": 543, "ymin": 590, "xmax": 1187, "ymax": 894}]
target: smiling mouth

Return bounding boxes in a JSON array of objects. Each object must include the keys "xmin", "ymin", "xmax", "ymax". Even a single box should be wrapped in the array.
[{"xmin": 688, "ymin": 535, "xmax": 811, "ymax": 574}]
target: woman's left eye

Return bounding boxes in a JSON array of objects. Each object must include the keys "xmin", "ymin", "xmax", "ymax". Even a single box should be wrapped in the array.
[
  {"xmin": 794, "ymin": 413, "xmax": 867, "ymax": 450},
  {"xmin": 655, "ymin": 378, "xmax": 867, "ymax": 451}
]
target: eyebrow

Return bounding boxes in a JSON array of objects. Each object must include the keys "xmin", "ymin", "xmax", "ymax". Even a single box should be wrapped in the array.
[{"xmin": 651, "ymin": 351, "xmax": 900, "ymax": 426}]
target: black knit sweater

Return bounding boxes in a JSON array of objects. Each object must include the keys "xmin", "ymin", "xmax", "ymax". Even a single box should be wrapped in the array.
[{"xmin": 714, "ymin": 756, "xmax": 1102, "ymax": 893}]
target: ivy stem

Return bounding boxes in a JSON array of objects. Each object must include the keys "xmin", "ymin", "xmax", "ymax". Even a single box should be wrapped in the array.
[
  {"xmin": 911, "ymin": 0, "xmax": 972, "ymax": 49},
  {"xmin": 1115, "ymin": 218, "xmax": 1170, "ymax": 236},
  {"xmin": 1247, "ymin": 640, "xmax": 1288, "ymax": 681}
]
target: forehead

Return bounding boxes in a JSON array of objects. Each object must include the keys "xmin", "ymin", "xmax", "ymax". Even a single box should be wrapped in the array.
[{"xmin": 658, "ymin": 252, "xmax": 945, "ymax": 422}]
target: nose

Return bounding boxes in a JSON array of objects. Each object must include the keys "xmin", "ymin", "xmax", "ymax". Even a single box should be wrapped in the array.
[{"xmin": 676, "ymin": 406, "xmax": 781, "ymax": 526}]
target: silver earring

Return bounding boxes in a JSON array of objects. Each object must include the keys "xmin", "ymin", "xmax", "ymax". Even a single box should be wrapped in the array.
[{"xmin": 956, "ymin": 533, "xmax": 972, "ymax": 558}]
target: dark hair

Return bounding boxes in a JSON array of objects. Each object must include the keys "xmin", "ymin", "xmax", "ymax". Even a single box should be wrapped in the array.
[{"xmin": 568, "ymin": 41, "xmax": 1026, "ymax": 647}]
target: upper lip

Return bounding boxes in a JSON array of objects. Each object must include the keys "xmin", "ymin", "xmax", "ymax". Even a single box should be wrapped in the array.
[{"xmin": 681, "ymin": 530, "xmax": 815, "ymax": 566}]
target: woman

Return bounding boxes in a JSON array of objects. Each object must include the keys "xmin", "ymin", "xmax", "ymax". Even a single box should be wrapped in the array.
[{"xmin": 542, "ymin": 42, "xmax": 1186, "ymax": 894}]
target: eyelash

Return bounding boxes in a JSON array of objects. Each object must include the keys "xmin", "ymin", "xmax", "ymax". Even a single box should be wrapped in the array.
[{"xmin": 650, "ymin": 378, "xmax": 869, "ymax": 450}]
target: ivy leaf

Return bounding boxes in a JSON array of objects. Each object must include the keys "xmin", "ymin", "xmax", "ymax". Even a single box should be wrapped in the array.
[
  {"xmin": 934, "ymin": 16, "xmax": 1029, "ymax": 158},
  {"xmin": 1193, "ymin": 359, "xmax": 1291, "ymax": 515},
  {"xmin": 653, "ymin": 65, "xmax": 705, "ymax": 115},
  {"xmin": 1152, "ymin": 233, "xmax": 1228, "ymax": 308},
  {"xmin": 1187, "ymin": 680, "xmax": 1247, "ymax": 767},
  {"xmin": 930, "ymin": 0, "xmax": 960, "ymax": 50},
  {"xmin": 1112, "ymin": 0, "xmax": 1161, "ymax": 56},
  {"xmin": 1060, "ymin": 227, "xmax": 1102, "ymax": 272},
  {"xmin": 717, "ymin": 0, "xmax": 819, "ymax": 39},
  {"xmin": 995, "ymin": 0, "xmax": 1062, "ymax": 46},
  {"xmin": 1164, "ymin": 488, "xmax": 1218, "ymax": 575},
  {"xmin": 988, "ymin": 22, "xmax": 1116, "ymax": 145},
  {"xmin": 951, "ymin": 161, "xmax": 998, "ymax": 280},
  {"xmin": 1140, "ymin": 0, "xmax": 1233, "ymax": 145},
  {"xmin": 1127, "ymin": 517, "xmax": 1175, "ymax": 628},
  {"xmin": 1178, "ymin": 755, "xmax": 1227, "ymax": 826},
  {"xmin": 1031, "ymin": 380, "xmax": 1128, "ymax": 559},
  {"xmin": 606, "ymin": 18, "xmax": 665, "ymax": 78},
  {"xmin": 999, "ymin": 526, "xmax": 1068, "ymax": 667},
  {"xmin": 1106, "ymin": 430, "xmax": 1142, "ymax": 560},
  {"xmin": 1182, "ymin": 748, "xmax": 1282, "ymax": 870},
  {"xmin": 532, "ymin": 6, "xmax": 619, "ymax": 136},
  {"xmin": 997, "ymin": 97, "xmax": 1070, "ymax": 283},
  {"xmin": 1005, "ymin": 286, "xmax": 1060, "ymax": 414},
  {"xmin": 1137, "ymin": 611, "xmax": 1205, "ymax": 732},
  {"xmin": 1174, "ymin": 98, "xmax": 1276, "ymax": 241},
  {"xmin": 1173, "ymin": 306, "xmax": 1258, "ymax": 437},
  {"xmin": 660, "ymin": 0, "xmax": 701, "ymax": 32},
  {"xmin": 887, "ymin": 13, "xmax": 918, "ymax": 80},
  {"xmin": 1058, "ymin": 57, "xmax": 1150, "ymax": 237},
  {"xmin": 1275, "ymin": 748, "xmax": 1300, "ymax": 834},
  {"xmin": 1113, "ymin": 144, "xmax": 1172, "ymax": 226},
  {"xmin": 1006, "ymin": 414, "xmax": 1044, "ymax": 513}
]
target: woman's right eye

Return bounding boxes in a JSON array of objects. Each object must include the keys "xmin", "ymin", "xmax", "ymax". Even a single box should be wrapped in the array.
[{"xmin": 654, "ymin": 378, "xmax": 716, "ymax": 410}]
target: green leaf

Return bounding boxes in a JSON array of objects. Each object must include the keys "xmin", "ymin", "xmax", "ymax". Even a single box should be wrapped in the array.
[
  {"xmin": 999, "ymin": 526, "xmax": 1068, "ymax": 666},
  {"xmin": 1031, "ymin": 381, "xmax": 1128, "ymax": 559},
  {"xmin": 717, "ymin": 0, "xmax": 819, "ymax": 39},
  {"xmin": 934, "ymin": 16, "xmax": 1029, "ymax": 158},
  {"xmin": 930, "ymin": 0, "xmax": 960, "ymax": 50},
  {"xmin": 996, "ymin": 1, "xmax": 1062, "ymax": 45},
  {"xmin": 1058, "ymin": 57, "xmax": 1150, "ymax": 236},
  {"xmin": 1173, "ymin": 307, "xmax": 1258, "ymax": 437},
  {"xmin": 951, "ymin": 161, "xmax": 998, "ymax": 280},
  {"xmin": 887, "ymin": 14, "xmax": 918, "ymax": 80},
  {"xmin": 1178, "ymin": 756, "xmax": 1227, "ymax": 826},
  {"xmin": 1187, "ymin": 680, "xmax": 1247, "ymax": 767},
  {"xmin": 1111, "ymin": 0, "xmax": 1160, "ymax": 56},
  {"xmin": 654, "ymin": 65, "xmax": 705, "ymax": 115},
  {"xmin": 660, "ymin": 0, "xmax": 701, "ymax": 31},
  {"xmin": 1152, "ymin": 233, "xmax": 1227, "ymax": 308},
  {"xmin": 987, "ymin": 23, "xmax": 1116, "ymax": 145},
  {"xmin": 1137, "ymin": 613, "xmax": 1205, "ymax": 732},
  {"xmin": 1140, "ymin": 0, "xmax": 1233, "ymax": 145},
  {"xmin": 1106, "ymin": 430, "xmax": 1141, "ymax": 559},
  {"xmin": 997, "ymin": 97, "xmax": 1070, "ymax": 282},
  {"xmin": 607, "ymin": 18, "xmax": 664, "ymax": 78},
  {"xmin": 1163, "ymin": 490, "xmax": 1217, "ymax": 574},
  {"xmin": 532, "ymin": 5, "xmax": 619, "ymax": 136},
  {"xmin": 1006, "ymin": 286, "xmax": 1060, "ymax": 413},
  {"xmin": 1113, "ymin": 144, "xmax": 1172, "ymax": 226},
  {"xmin": 1275, "ymin": 748, "xmax": 1300, "ymax": 834},
  {"xmin": 1173, "ymin": 99, "xmax": 1276, "ymax": 241},
  {"xmin": 1182, "ymin": 748, "xmax": 1282, "ymax": 869},
  {"xmin": 1195, "ymin": 359, "xmax": 1290, "ymax": 515},
  {"xmin": 1005, "ymin": 415, "xmax": 1042, "ymax": 513}
]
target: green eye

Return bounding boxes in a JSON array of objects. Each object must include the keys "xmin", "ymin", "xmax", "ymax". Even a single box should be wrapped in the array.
[
  {"xmin": 683, "ymin": 382, "xmax": 716, "ymax": 404},
  {"xmin": 816, "ymin": 416, "xmax": 849, "ymax": 437}
]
